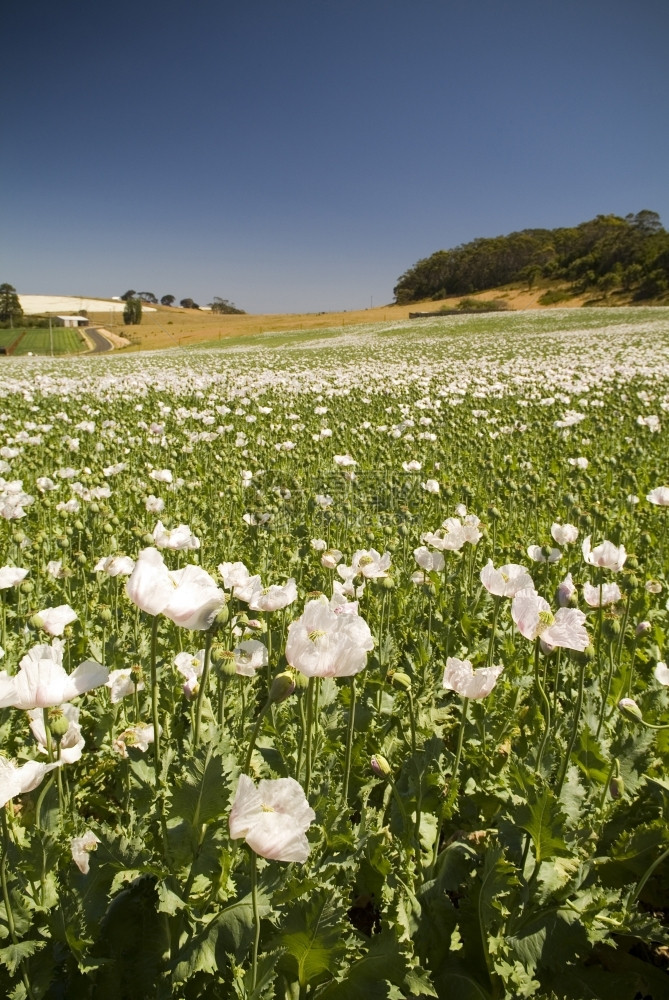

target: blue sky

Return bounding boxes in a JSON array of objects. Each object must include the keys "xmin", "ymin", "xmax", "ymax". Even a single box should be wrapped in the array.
[{"xmin": 2, "ymin": 0, "xmax": 668, "ymax": 314}]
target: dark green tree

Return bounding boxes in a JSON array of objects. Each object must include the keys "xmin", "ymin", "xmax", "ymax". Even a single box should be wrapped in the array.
[
  {"xmin": 209, "ymin": 297, "xmax": 245, "ymax": 315},
  {"xmin": 138, "ymin": 291, "xmax": 158, "ymax": 303},
  {"xmin": 123, "ymin": 298, "xmax": 142, "ymax": 325},
  {"xmin": 179, "ymin": 298, "xmax": 199, "ymax": 309},
  {"xmin": 160, "ymin": 294, "xmax": 175, "ymax": 306},
  {"xmin": 0, "ymin": 283, "xmax": 23, "ymax": 324},
  {"xmin": 120, "ymin": 289, "xmax": 137, "ymax": 301}
]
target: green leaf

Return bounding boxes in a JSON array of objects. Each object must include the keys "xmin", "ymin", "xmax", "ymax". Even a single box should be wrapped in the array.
[
  {"xmin": 277, "ymin": 888, "xmax": 348, "ymax": 990},
  {"xmin": 572, "ymin": 724, "xmax": 609, "ymax": 785},
  {"xmin": 173, "ymin": 887, "xmax": 271, "ymax": 984},
  {"xmin": 0, "ymin": 939, "xmax": 45, "ymax": 975},
  {"xmin": 316, "ymin": 928, "xmax": 407, "ymax": 999},
  {"xmin": 515, "ymin": 788, "xmax": 571, "ymax": 865},
  {"xmin": 170, "ymin": 744, "xmax": 233, "ymax": 828}
]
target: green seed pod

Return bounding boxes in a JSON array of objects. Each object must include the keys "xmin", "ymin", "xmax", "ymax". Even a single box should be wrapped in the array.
[
  {"xmin": 20, "ymin": 579, "xmax": 34, "ymax": 594},
  {"xmin": 48, "ymin": 709, "xmax": 70, "ymax": 739},
  {"xmin": 102, "ymin": 523, "xmax": 114, "ymax": 535},
  {"xmin": 381, "ymin": 576, "xmax": 395, "ymax": 590},
  {"xmin": 73, "ymin": 520, "xmax": 84, "ymax": 532},
  {"xmin": 89, "ymin": 502, "xmax": 100, "ymax": 514},
  {"xmin": 99, "ymin": 607, "xmax": 112, "ymax": 623}
]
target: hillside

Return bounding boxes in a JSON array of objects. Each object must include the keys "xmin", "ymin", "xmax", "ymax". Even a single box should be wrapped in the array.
[{"xmin": 394, "ymin": 210, "xmax": 669, "ymax": 306}]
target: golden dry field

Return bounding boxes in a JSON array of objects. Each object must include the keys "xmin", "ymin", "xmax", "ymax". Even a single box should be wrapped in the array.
[{"xmin": 91, "ymin": 284, "xmax": 593, "ymax": 352}]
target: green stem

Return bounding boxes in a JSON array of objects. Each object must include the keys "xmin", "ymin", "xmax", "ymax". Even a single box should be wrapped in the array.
[
  {"xmin": 244, "ymin": 701, "xmax": 271, "ymax": 774},
  {"xmin": 304, "ymin": 677, "xmax": 315, "ymax": 795},
  {"xmin": 631, "ymin": 843, "xmax": 669, "ymax": 905},
  {"xmin": 1, "ymin": 810, "xmax": 35, "ymax": 999},
  {"xmin": 487, "ymin": 596, "xmax": 501, "ymax": 667},
  {"xmin": 430, "ymin": 697, "xmax": 469, "ymax": 875},
  {"xmin": 342, "ymin": 676, "xmax": 356, "ymax": 805},
  {"xmin": 534, "ymin": 642, "xmax": 552, "ymax": 773},
  {"xmin": 250, "ymin": 848, "xmax": 260, "ymax": 991},
  {"xmin": 149, "ymin": 615, "xmax": 161, "ymax": 785},
  {"xmin": 555, "ymin": 652, "xmax": 585, "ymax": 797},
  {"xmin": 193, "ymin": 629, "xmax": 214, "ymax": 746},
  {"xmin": 596, "ymin": 638, "xmax": 616, "ymax": 739}
]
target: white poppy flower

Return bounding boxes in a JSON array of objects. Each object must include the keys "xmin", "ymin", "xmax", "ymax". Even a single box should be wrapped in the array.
[
  {"xmin": 286, "ymin": 599, "xmax": 373, "ymax": 678},
  {"xmin": 0, "ymin": 566, "xmax": 28, "ymax": 589},
  {"xmin": 232, "ymin": 639, "xmax": 268, "ymax": 677},
  {"xmin": 583, "ymin": 581, "xmax": 622, "ymax": 607},
  {"xmin": 480, "ymin": 560, "xmax": 533, "ymax": 598},
  {"xmin": 0, "ymin": 757, "xmax": 61, "ymax": 808},
  {"xmin": 29, "ymin": 703, "xmax": 84, "ymax": 763},
  {"xmin": 511, "ymin": 588, "xmax": 589, "ymax": 651},
  {"xmin": 442, "ymin": 657, "xmax": 504, "ymax": 699},
  {"xmin": 152, "ymin": 521, "xmax": 200, "ymax": 551},
  {"xmin": 527, "ymin": 545, "xmax": 562, "ymax": 564},
  {"xmin": 106, "ymin": 668, "xmax": 144, "ymax": 704},
  {"xmin": 582, "ymin": 535, "xmax": 626, "ymax": 572},
  {"xmin": 413, "ymin": 546, "xmax": 445, "ymax": 573},
  {"xmin": 248, "ymin": 578, "xmax": 297, "ymax": 612},
  {"xmin": 229, "ymin": 774, "xmax": 315, "ymax": 862},
  {"xmin": 551, "ymin": 522, "xmax": 579, "ymax": 545},
  {"xmin": 647, "ymin": 486, "xmax": 669, "ymax": 506},
  {"xmin": 0, "ymin": 641, "xmax": 107, "ymax": 710},
  {"xmin": 71, "ymin": 830, "xmax": 100, "ymax": 874},
  {"xmin": 654, "ymin": 662, "xmax": 669, "ymax": 686},
  {"xmin": 34, "ymin": 604, "xmax": 78, "ymax": 636}
]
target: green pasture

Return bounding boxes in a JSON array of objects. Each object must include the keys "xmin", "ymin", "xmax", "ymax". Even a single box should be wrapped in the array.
[{"xmin": 0, "ymin": 327, "xmax": 87, "ymax": 356}]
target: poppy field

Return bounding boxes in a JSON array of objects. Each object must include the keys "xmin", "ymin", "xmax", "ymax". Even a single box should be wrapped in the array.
[{"xmin": 0, "ymin": 306, "xmax": 668, "ymax": 999}]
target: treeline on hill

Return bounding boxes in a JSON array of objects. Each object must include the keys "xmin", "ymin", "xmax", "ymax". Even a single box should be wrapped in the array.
[
  {"xmin": 119, "ymin": 291, "xmax": 245, "ymax": 314},
  {"xmin": 393, "ymin": 210, "xmax": 669, "ymax": 305}
]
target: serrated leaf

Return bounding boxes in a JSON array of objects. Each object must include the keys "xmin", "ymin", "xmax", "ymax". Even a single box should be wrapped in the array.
[
  {"xmin": 277, "ymin": 889, "xmax": 348, "ymax": 989},
  {"xmin": 572, "ymin": 725, "xmax": 609, "ymax": 785},
  {"xmin": 515, "ymin": 788, "xmax": 570, "ymax": 865},
  {"xmin": 173, "ymin": 887, "xmax": 271, "ymax": 983},
  {"xmin": 316, "ymin": 928, "xmax": 407, "ymax": 999},
  {"xmin": 0, "ymin": 939, "xmax": 45, "ymax": 974},
  {"xmin": 170, "ymin": 744, "xmax": 232, "ymax": 827}
]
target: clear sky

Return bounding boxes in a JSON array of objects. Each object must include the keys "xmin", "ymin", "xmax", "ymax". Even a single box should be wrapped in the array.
[{"xmin": 2, "ymin": 0, "xmax": 668, "ymax": 314}]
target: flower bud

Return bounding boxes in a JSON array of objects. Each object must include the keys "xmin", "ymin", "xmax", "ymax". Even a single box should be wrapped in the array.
[
  {"xmin": 380, "ymin": 576, "xmax": 395, "ymax": 591},
  {"xmin": 99, "ymin": 606, "xmax": 112, "ymax": 623},
  {"xmin": 370, "ymin": 754, "xmax": 391, "ymax": 778},
  {"xmin": 573, "ymin": 644, "xmax": 596, "ymax": 665},
  {"xmin": 130, "ymin": 664, "xmax": 143, "ymax": 687},
  {"xmin": 635, "ymin": 620, "xmax": 651, "ymax": 637},
  {"xmin": 214, "ymin": 603, "xmax": 229, "ymax": 626},
  {"xmin": 268, "ymin": 671, "xmax": 295, "ymax": 704},
  {"xmin": 609, "ymin": 774, "xmax": 624, "ymax": 799},
  {"xmin": 618, "ymin": 698, "xmax": 643, "ymax": 724},
  {"xmin": 603, "ymin": 617, "xmax": 621, "ymax": 641},
  {"xmin": 390, "ymin": 671, "xmax": 412, "ymax": 692}
]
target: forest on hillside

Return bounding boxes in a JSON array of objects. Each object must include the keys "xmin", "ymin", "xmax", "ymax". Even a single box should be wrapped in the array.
[{"xmin": 393, "ymin": 211, "xmax": 669, "ymax": 304}]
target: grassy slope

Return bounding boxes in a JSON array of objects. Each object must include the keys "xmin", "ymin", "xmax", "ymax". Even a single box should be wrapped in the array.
[{"xmin": 91, "ymin": 283, "xmax": 599, "ymax": 352}]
